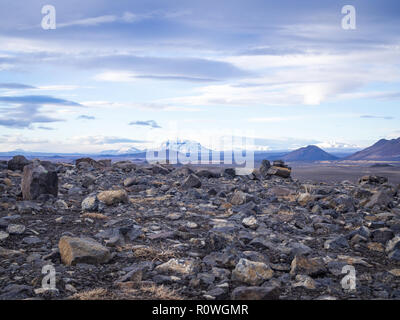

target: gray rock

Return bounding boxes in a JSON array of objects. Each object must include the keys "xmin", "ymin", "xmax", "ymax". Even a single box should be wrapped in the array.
[
  {"xmin": 231, "ymin": 286, "xmax": 280, "ymax": 300},
  {"xmin": 232, "ymin": 258, "xmax": 274, "ymax": 285},
  {"xmin": 81, "ymin": 195, "xmax": 99, "ymax": 212},
  {"xmin": 7, "ymin": 224, "xmax": 26, "ymax": 235},
  {"xmin": 7, "ymin": 155, "xmax": 31, "ymax": 171},
  {"xmin": 182, "ymin": 174, "xmax": 202, "ymax": 188},
  {"xmin": 371, "ymin": 228, "xmax": 394, "ymax": 244},
  {"xmin": 59, "ymin": 236, "xmax": 111, "ymax": 266},
  {"xmin": 21, "ymin": 163, "xmax": 58, "ymax": 200},
  {"xmin": 324, "ymin": 236, "xmax": 349, "ymax": 250}
]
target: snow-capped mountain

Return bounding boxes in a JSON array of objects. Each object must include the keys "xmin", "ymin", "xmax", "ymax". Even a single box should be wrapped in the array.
[
  {"xmin": 158, "ymin": 140, "xmax": 212, "ymax": 154},
  {"xmin": 98, "ymin": 146, "xmax": 142, "ymax": 155}
]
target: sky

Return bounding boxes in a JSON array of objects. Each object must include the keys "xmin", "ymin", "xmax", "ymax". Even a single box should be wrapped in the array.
[{"xmin": 0, "ymin": 0, "xmax": 399, "ymax": 153}]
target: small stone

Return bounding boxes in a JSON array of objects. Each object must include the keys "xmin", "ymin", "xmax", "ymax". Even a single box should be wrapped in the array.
[
  {"xmin": 186, "ymin": 222, "xmax": 198, "ymax": 229},
  {"xmin": 7, "ymin": 224, "xmax": 26, "ymax": 235},
  {"xmin": 293, "ymin": 275, "xmax": 316, "ymax": 290},
  {"xmin": 22, "ymin": 236, "xmax": 42, "ymax": 245},
  {"xmin": 166, "ymin": 212, "xmax": 183, "ymax": 220},
  {"xmin": 242, "ymin": 216, "xmax": 258, "ymax": 229},
  {"xmin": 182, "ymin": 174, "xmax": 202, "ymax": 188},
  {"xmin": 155, "ymin": 259, "xmax": 197, "ymax": 275},
  {"xmin": 123, "ymin": 177, "xmax": 137, "ymax": 187},
  {"xmin": 65, "ymin": 284, "xmax": 77, "ymax": 293},
  {"xmin": 324, "ymin": 236, "xmax": 349, "ymax": 250},
  {"xmin": 388, "ymin": 249, "xmax": 400, "ymax": 262},
  {"xmin": 230, "ymin": 191, "xmax": 251, "ymax": 206},
  {"xmin": 82, "ymin": 174, "xmax": 96, "ymax": 188},
  {"xmin": 386, "ymin": 236, "xmax": 400, "ymax": 253},
  {"xmin": 0, "ymin": 231, "xmax": 9, "ymax": 241},
  {"xmin": 81, "ymin": 195, "xmax": 99, "ymax": 212},
  {"xmin": 0, "ymin": 246, "xmax": 21, "ymax": 257},
  {"xmin": 55, "ymin": 199, "xmax": 68, "ymax": 210},
  {"xmin": 232, "ymin": 258, "xmax": 274, "ymax": 285},
  {"xmin": 389, "ymin": 269, "xmax": 400, "ymax": 277},
  {"xmin": 371, "ymin": 228, "xmax": 394, "ymax": 244},
  {"xmin": 231, "ymin": 286, "xmax": 279, "ymax": 300},
  {"xmin": 297, "ymin": 193, "xmax": 313, "ymax": 206},
  {"xmin": 367, "ymin": 242, "xmax": 385, "ymax": 252}
]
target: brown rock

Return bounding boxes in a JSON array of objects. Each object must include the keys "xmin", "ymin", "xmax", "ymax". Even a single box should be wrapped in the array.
[
  {"xmin": 97, "ymin": 189, "xmax": 128, "ymax": 206},
  {"xmin": 267, "ymin": 166, "xmax": 291, "ymax": 178},
  {"xmin": 290, "ymin": 255, "xmax": 326, "ymax": 277},
  {"xmin": 58, "ymin": 236, "xmax": 111, "ymax": 266}
]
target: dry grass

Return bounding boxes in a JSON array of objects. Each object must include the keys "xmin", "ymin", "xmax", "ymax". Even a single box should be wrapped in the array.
[
  {"xmin": 81, "ymin": 212, "xmax": 109, "ymax": 220},
  {"xmin": 139, "ymin": 283, "xmax": 183, "ymax": 300},
  {"xmin": 302, "ymin": 183, "xmax": 315, "ymax": 194},
  {"xmin": 132, "ymin": 245, "xmax": 179, "ymax": 262},
  {"xmin": 129, "ymin": 195, "xmax": 172, "ymax": 204},
  {"xmin": 69, "ymin": 288, "xmax": 116, "ymax": 300},
  {"xmin": 70, "ymin": 284, "xmax": 184, "ymax": 300}
]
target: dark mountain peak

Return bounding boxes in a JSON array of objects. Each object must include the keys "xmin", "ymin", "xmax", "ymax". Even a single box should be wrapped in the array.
[
  {"xmin": 346, "ymin": 137, "xmax": 400, "ymax": 161},
  {"xmin": 282, "ymin": 145, "xmax": 338, "ymax": 162}
]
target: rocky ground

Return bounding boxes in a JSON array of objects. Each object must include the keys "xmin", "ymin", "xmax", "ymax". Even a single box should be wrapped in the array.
[{"xmin": 0, "ymin": 156, "xmax": 400, "ymax": 300}]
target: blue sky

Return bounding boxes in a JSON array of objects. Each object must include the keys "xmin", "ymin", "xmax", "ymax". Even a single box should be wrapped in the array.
[{"xmin": 0, "ymin": 0, "xmax": 399, "ymax": 153}]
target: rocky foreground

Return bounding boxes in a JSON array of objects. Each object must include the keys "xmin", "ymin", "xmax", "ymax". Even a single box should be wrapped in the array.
[{"xmin": 0, "ymin": 156, "xmax": 400, "ymax": 300}]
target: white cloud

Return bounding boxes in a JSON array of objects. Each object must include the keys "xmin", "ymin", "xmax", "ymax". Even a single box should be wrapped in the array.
[
  {"xmin": 58, "ymin": 15, "xmax": 118, "ymax": 28},
  {"xmin": 93, "ymin": 71, "xmax": 136, "ymax": 82}
]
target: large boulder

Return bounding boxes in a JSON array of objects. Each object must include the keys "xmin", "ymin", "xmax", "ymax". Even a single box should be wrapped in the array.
[
  {"xmin": 359, "ymin": 175, "xmax": 388, "ymax": 185},
  {"xmin": 75, "ymin": 157, "xmax": 102, "ymax": 169},
  {"xmin": 267, "ymin": 166, "xmax": 291, "ymax": 178},
  {"xmin": 58, "ymin": 236, "xmax": 111, "ymax": 266},
  {"xmin": 21, "ymin": 163, "xmax": 58, "ymax": 200},
  {"xmin": 151, "ymin": 164, "xmax": 170, "ymax": 175},
  {"xmin": 112, "ymin": 161, "xmax": 137, "ymax": 172},
  {"xmin": 259, "ymin": 160, "xmax": 271, "ymax": 177},
  {"xmin": 364, "ymin": 190, "xmax": 394, "ymax": 210},
  {"xmin": 7, "ymin": 155, "xmax": 31, "ymax": 171},
  {"xmin": 222, "ymin": 168, "xmax": 236, "ymax": 178}
]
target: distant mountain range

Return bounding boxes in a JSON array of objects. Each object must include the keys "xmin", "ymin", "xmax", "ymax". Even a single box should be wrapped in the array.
[
  {"xmin": 346, "ymin": 137, "xmax": 400, "ymax": 161},
  {"xmin": 1, "ymin": 137, "xmax": 400, "ymax": 162},
  {"xmin": 281, "ymin": 145, "xmax": 338, "ymax": 162}
]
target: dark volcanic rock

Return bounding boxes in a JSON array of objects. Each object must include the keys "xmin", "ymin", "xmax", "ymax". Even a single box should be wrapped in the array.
[
  {"xmin": 1, "ymin": 157, "xmax": 400, "ymax": 300},
  {"xmin": 7, "ymin": 155, "xmax": 31, "ymax": 171},
  {"xmin": 231, "ymin": 286, "xmax": 280, "ymax": 300},
  {"xmin": 21, "ymin": 163, "xmax": 58, "ymax": 200},
  {"xmin": 182, "ymin": 174, "xmax": 202, "ymax": 188}
]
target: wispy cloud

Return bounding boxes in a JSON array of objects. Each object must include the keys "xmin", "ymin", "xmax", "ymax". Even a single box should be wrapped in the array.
[
  {"xmin": 0, "ymin": 95, "xmax": 81, "ymax": 106},
  {"xmin": 77, "ymin": 115, "xmax": 95, "ymax": 120},
  {"xmin": 37, "ymin": 126, "xmax": 55, "ymax": 130},
  {"xmin": 129, "ymin": 120, "xmax": 161, "ymax": 128},
  {"xmin": 0, "ymin": 83, "xmax": 35, "ymax": 89},
  {"xmin": 71, "ymin": 135, "xmax": 148, "ymax": 145},
  {"xmin": 360, "ymin": 115, "xmax": 394, "ymax": 120},
  {"xmin": 0, "ymin": 104, "xmax": 64, "ymax": 128}
]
